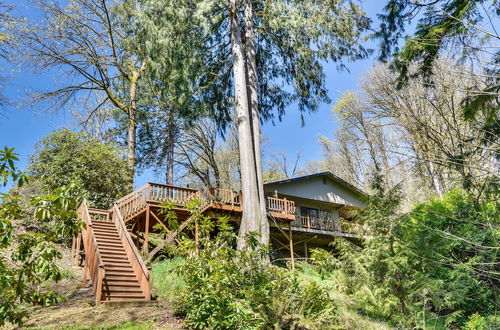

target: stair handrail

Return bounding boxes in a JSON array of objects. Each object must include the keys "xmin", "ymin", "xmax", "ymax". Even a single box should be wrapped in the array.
[
  {"xmin": 112, "ymin": 203, "xmax": 151, "ymax": 300},
  {"xmin": 78, "ymin": 201, "xmax": 106, "ymax": 305},
  {"xmin": 114, "ymin": 183, "xmax": 150, "ymax": 205}
]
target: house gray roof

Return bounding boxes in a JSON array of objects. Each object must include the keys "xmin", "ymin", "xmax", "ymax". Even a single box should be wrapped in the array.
[{"xmin": 264, "ymin": 171, "xmax": 367, "ymax": 197}]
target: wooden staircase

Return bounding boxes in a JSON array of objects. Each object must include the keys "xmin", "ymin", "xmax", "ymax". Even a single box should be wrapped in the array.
[
  {"xmin": 92, "ymin": 220, "xmax": 147, "ymax": 302},
  {"xmin": 75, "ymin": 202, "xmax": 152, "ymax": 305}
]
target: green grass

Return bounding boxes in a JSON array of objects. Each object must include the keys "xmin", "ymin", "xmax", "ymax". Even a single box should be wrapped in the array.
[{"xmin": 152, "ymin": 257, "xmax": 185, "ymax": 301}]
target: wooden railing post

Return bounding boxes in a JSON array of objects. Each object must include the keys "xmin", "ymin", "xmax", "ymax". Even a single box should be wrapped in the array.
[{"xmin": 95, "ymin": 265, "xmax": 104, "ymax": 305}]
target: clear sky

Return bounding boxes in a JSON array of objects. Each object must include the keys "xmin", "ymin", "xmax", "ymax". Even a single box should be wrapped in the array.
[{"xmin": 0, "ymin": 1, "xmax": 387, "ymax": 192}]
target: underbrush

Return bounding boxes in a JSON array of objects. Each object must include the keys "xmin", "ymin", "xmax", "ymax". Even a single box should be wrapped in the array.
[{"xmin": 151, "ymin": 204, "xmax": 391, "ymax": 329}]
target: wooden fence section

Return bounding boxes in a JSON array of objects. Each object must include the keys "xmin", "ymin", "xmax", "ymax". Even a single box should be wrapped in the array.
[
  {"xmin": 77, "ymin": 202, "xmax": 105, "ymax": 305},
  {"xmin": 112, "ymin": 205, "xmax": 151, "ymax": 301},
  {"xmin": 295, "ymin": 215, "xmax": 342, "ymax": 232}
]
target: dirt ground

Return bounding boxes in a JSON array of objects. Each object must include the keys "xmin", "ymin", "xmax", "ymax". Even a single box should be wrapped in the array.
[{"xmin": 5, "ymin": 249, "xmax": 184, "ymax": 330}]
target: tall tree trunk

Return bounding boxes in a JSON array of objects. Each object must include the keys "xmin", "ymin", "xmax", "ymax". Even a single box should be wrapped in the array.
[
  {"xmin": 165, "ymin": 108, "xmax": 176, "ymax": 185},
  {"xmin": 128, "ymin": 78, "xmax": 138, "ymax": 186},
  {"xmin": 230, "ymin": 0, "xmax": 261, "ymax": 249},
  {"xmin": 244, "ymin": 0, "xmax": 269, "ymax": 245}
]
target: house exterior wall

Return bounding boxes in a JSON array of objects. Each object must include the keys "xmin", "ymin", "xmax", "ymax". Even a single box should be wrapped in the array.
[{"xmin": 264, "ymin": 176, "xmax": 365, "ymax": 208}]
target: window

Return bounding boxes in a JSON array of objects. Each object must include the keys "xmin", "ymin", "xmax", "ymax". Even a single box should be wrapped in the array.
[
  {"xmin": 322, "ymin": 178, "xmax": 327, "ymax": 185},
  {"xmin": 300, "ymin": 207, "xmax": 319, "ymax": 218}
]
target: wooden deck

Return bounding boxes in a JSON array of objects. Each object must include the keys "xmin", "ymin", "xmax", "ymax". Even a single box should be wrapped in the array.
[{"xmin": 115, "ymin": 182, "xmax": 296, "ymax": 223}]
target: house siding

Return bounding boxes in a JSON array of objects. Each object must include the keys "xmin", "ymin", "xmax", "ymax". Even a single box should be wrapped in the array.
[{"xmin": 264, "ymin": 176, "xmax": 365, "ymax": 208}]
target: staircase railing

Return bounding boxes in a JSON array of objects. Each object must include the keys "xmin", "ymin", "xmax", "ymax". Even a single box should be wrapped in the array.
[
  {"xmin": 115, "ymin": 184, "xmax": 149, "ymax": 221},
  {"xmin": 77, "ymin": 201, "xmax": 105, "ymax": 305},
  {"xmin": 112, "ymin": 204, "xmax": 151, "ymax": 301}
]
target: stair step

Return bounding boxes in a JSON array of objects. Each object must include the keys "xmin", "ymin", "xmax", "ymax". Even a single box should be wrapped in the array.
[
  {"xmin": 105, "ymin": 267, "xmax": 134, "ymax": 273},
  {"xmin": 95, "ymin": 233, "xmax": 120, "ymax": 239},
  {"xmin": 102, "ymin": 292, "xmax": 145, "ymax": 298},
  {"xmin": 102, "ymin": 256, "xmax": 129, "ymax": 261},
  {"xmin": 105, "ymin": 275, "xmax": 137, "ymax": 281},
  {"xmin": 94, "ymin": 229, "xmax": 119, "ymax": 235},
  {"xmin": 103, "ymin": 261, "xmax": 131, "ymax": 267},
  {"xmin": 96, "ymin": 241, "xmax": 123, "ymax": 247},
  {"xmin": 96, "ymin": 238, "xmax": 121, "ymax": 243},
  {"xmin": 103, "ymin": 281, "xmax": 141, "ymax": 287},
  {"xmin": 100, "ymin": 249, "xmax": 127, "ymax": 255},
  {"xmin": 99, "ymin": 245, "xmax": 125, "ymax": 251},
  {"xmin": 92, "ymin": 221, "xmax": 115, "ymax": 226},
  {"xmin": 101, "ymin": 295, "xmax": 146, "ymax": 302},
  {"xmin": 102, "ymin": 287, "xmax": 143, "ymax": 293},
  {"xmin": 93, "ymin": 225, "xmax": 116, "ymax": 229}
]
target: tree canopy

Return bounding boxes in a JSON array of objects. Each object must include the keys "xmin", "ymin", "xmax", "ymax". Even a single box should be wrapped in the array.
[{"xmin": 28, "ymin": 129, "xmax": 130, "ymax": 209}]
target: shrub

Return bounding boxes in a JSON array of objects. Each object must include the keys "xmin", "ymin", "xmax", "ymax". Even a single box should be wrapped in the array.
[
  {"xmin": 173, "ymin": 217, "xmax": 338, "ymax": 329},
  {"xmin": 28, "ymin": 129, "xmax": 130, "ymax": 209}
]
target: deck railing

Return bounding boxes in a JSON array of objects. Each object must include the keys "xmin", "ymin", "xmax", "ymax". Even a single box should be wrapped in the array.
[
  {"xmin": 200, "ymin": 187, "xmax": 241, "ymax": 208},
  {"xmin": 77, "ymin": 202, "xmax": 105, "ymax": 305},
  {"xmin": 113, "ymin": 183, "xmax": 298, "ymax": 221},
  {"xmin": 266, "ymin": 196, "xmax": 296, "ymax": 216},
  {"xmin": 149, "ymin": 183, "xmax": 199, "ymax": 205},
  {"xmin": 295, "ymin": 215, "xmax": 341, "ymax": 232}
]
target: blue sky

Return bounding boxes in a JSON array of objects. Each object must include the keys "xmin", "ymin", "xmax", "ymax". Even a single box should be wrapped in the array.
[{"xmin": 0, "ymin": 1, "xmax": 387, "ymax": 192}]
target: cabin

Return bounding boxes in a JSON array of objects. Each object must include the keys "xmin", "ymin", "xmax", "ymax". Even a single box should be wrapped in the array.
[
  {"xmin": 264, "ymin": 172, "xmax": 366, "ymax": 258},
  {"xmin": 73, "ymin": 171, "xmax": 366, "ymax": 304}
]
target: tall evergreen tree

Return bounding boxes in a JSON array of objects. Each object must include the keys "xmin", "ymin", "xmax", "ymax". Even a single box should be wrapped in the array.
[{"xmin": 204, "ymin": 0, "xmax": 371, "ymax": 246}]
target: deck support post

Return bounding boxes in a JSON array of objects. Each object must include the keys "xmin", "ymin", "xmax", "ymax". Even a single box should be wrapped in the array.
[
  {"xmin": 304, "ymin": 241, "xmax": 308, "ymax": 259},
  {"xmin": 289, "ymin": 223, "xmax": 295, "ymax": 270},
  {"xmin": 144, "ymin": 205, "xmax": 150, "ymax": 254}
]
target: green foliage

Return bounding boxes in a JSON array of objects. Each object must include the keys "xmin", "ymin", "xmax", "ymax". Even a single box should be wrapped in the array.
[
  {"xmin": 464, "ymin": 314, "xmax": 487, "ymax": 330},
  {"xmin": 170, "ymin": 215, "xmax": 337, "ymax": 329},
  {"xmin": 310, "ymin": 248, "xmax": 336, "ymax": 279},
  {"xmin": 329, "ymin": 177, "xmax": 499, "ymax": 328},
  {"xmin": 0, "ymin": 148, "xmax": 84, "ymax": 326},
  {"xmin": 28, "ymin": 129, "xmax": 130, "ymax": 209},
  {"xmin": 0, "ymin": 146, "xmax": 27, "ymax": 187}
]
